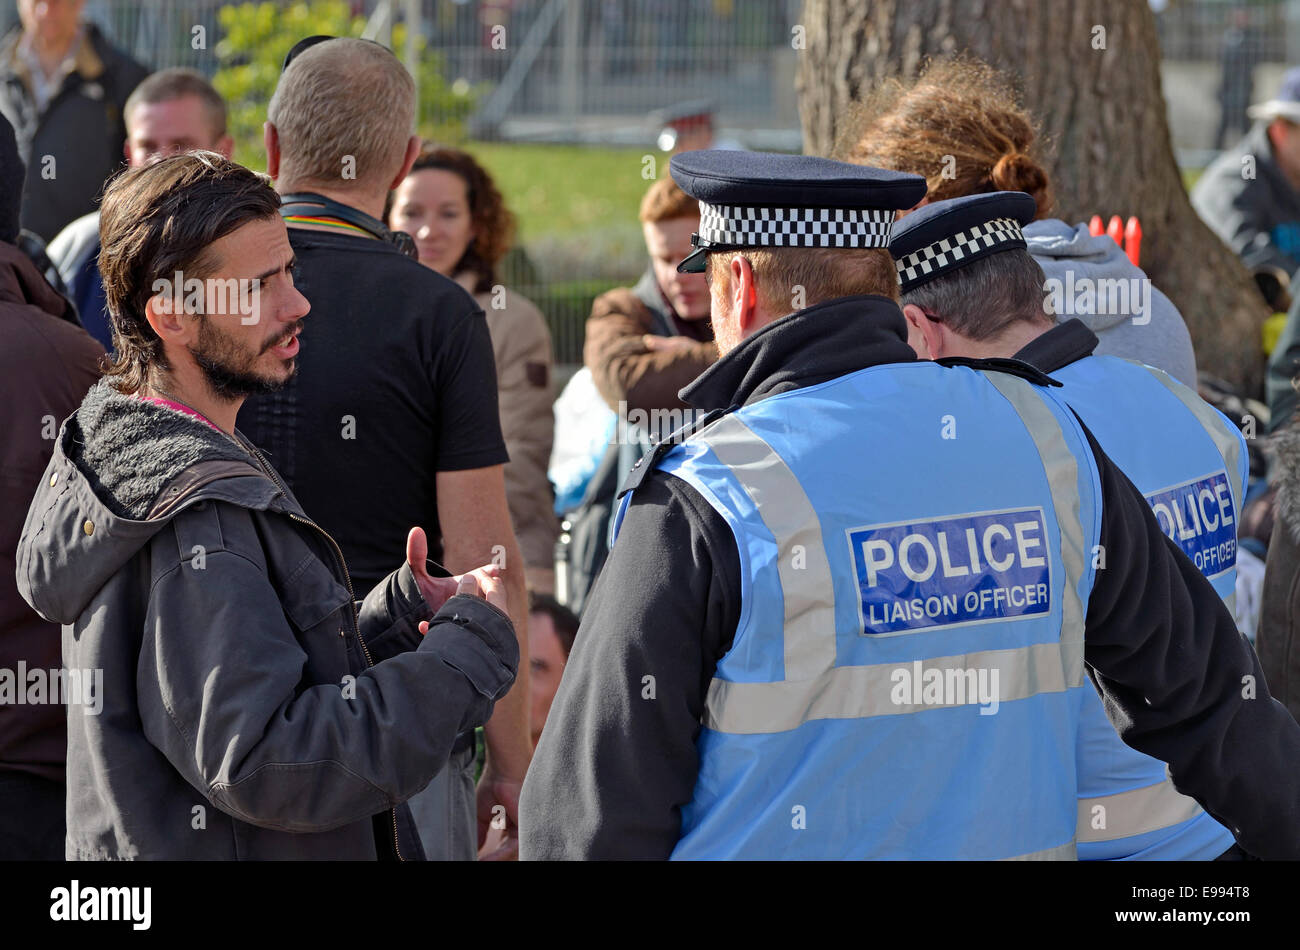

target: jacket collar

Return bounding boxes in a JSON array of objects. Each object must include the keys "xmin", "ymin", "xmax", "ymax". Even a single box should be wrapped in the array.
[
  {"xmin": 1012, "ymin": 318, "xmax": 1099, "ymax": 373},
  {"xmin": 681, "ymin": 294, "xmax": 916, "ymax": 411}
]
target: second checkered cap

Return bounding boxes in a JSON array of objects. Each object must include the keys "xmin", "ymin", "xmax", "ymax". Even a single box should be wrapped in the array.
[
  {"xmin": 889, "ymin": 192, "xmax": 1037, "ymax": 293},
  {"xmin": 669, "ymin": 149, "xmax": 927, "ymax": 273}
]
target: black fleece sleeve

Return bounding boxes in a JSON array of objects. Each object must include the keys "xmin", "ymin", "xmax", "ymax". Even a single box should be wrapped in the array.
[
  {"xmin": 518, "ymin": 472, "xmax": 741, "ymax": 859},
  {"xmin": 1081, "ymin": 427, "xmax": 1300, "ymax": 859}
]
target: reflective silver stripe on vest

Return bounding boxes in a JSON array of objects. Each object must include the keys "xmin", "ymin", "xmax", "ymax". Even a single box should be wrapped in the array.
[
  {"xmin": 983, "ymin": 373, "xmax": 1089, "ymax": 654},
  {"xmin": 694, "ymin": 373, "xmax": 1090, "ymax": 735},
  {"xmin": 694, "ymin": 413, "xmax": 838, "ymax": 679},
  {"xmin": 1076, "ymin": 780, "xmax": 1206, "ymax": 843},
  {"xmin": 1001, "ymin": 839, "xmax": 1077, "ymax": 860},
  {"xmin": 706, "ymin": 641, "xmax": 1079, "ymax": 734},
  {"xmin": 1139, "ymin": 364, "xmax": 1246, "ymax": 530}
]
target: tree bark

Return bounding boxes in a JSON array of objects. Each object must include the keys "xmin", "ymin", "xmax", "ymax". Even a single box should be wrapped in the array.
[{"xmin": 796, "ymin": 0, "xmax": 1267, "ymax": 397}]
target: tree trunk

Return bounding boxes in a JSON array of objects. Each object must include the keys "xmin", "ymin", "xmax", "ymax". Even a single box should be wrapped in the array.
[{"xmin": 796, "ymin": 0, "xmax": 1267, "ymax": 397}]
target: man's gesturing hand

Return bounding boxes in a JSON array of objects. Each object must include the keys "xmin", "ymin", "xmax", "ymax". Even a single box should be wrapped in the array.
[{"xmin": 407, "ymin": 527, "xmax": 509, "ymax": 631}]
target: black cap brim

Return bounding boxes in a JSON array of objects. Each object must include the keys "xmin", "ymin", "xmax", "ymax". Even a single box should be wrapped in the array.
[{"xmin": 677, "ymin": 246, "xmax": 709, "ymax": 273}]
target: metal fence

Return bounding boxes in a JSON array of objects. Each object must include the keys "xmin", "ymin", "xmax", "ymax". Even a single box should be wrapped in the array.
[
  {"xmin": 0, "ymin": 0, "xmax": 807, "ymax": 364},
  {"xmin": 8, "ymin": 0, "xmax": 804, "ymax": 146},
  {"xmin": 6, "ymin": 0, "xmax": 1284, "ymax": 362},
  {"xmin": 1156, "ymin": 0, "xmax": 1291, "ymax": 63}
]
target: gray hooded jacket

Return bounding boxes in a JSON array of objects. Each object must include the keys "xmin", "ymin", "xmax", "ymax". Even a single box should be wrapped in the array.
[
  {"xmin": 15, "ymin": 379, "xmax": 518, "ymax": 860},
  {"xmin": 1025, "ymin": 218, "xmax": 1199, "ymax": 388}
]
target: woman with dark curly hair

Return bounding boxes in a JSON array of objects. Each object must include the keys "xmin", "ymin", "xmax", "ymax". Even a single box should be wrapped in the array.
[
  {"xmin": 845, "ymin": 57, "xmax": 1197, "ymax": 388},
  {"xmin": 389, "ymin": 144, "xmax": 558, "ymax": 595}
]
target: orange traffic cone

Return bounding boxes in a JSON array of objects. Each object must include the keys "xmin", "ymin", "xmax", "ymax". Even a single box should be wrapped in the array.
[
  {"xmin": 1124, "ymin": 216, "xmax": 1142, "ymax": 268},
  {"xmin": 1106, "ymin": 215, "xmax": 1124, "ymax": 247}
]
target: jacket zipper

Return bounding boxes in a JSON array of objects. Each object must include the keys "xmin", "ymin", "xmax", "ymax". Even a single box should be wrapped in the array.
[{"xmin": 243, "ymin": 442, "xmax": 401, "ymax": 858}]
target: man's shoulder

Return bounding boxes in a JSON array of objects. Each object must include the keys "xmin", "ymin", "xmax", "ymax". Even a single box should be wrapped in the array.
[
  {"xmin": 1, "ymin": 296, "xmax": 101, "ymax": 361},
  {"xmin": 1194, "ymin": 133, "xmax": 1289, "ymax": 205},
  {"xmin": 481, "ymin": 286, "xmax": 549, "ymax": 344},
  {"xmin": 589, "ymin": 285, "xmax": 652, "ymax": 326},
  {"xmin": 1194, "ymin": 138, "xmax": 1253, "ymax": 188},
  {"xmin": 47, "ymin": 211, "xmax": 101, "ymax": 269},
  {"xmin": 149, "ymin": 474, "xmax": 294, "ymax": 578},
  {"xmin": 290, "ymin": 231, "xmax": 483, "ymax": 326},
  {"xmin": 84, "ymin": 22, "xmax": 149, "ymax": 88}
]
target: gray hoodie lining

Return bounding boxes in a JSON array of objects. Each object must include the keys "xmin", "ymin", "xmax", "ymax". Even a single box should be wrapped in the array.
[{"xmin": 68, "ymin": 378, "xmax": 253, "ymax": 520}]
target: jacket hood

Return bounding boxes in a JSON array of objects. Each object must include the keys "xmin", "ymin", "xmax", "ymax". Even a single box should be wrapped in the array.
[
  {"xmin": 1024, "ymin": 217, "xmax": 1150, "ymax": 333},
  {"xmin": 15, "ymin": 378, "xmax": 274, "ymax": 624}
]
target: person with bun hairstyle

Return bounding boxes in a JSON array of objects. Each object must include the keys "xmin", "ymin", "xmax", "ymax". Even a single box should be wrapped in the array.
[
  {"xmin": 389, "ymin": 144, "xmax": 559, "ymax": 596},
  {"xmin": 847, "ymin": 58, "xmax": 1198, "ymax": 387}
]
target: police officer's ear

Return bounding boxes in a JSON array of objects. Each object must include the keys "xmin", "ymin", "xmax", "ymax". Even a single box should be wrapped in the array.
[
  {"xmin": 901, "ymin": 303, "xmax": 943, "ymax": 361},
  {"xmin": 730, "ymin": 253, "xmax": 760, "ymax": 331}
]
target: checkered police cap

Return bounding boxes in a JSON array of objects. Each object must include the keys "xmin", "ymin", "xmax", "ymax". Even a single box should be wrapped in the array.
[
  {"xmin": 889, "ymin": 192, "xmax": 1038, "ymax": 293},
  {"xmin": 669, "ymin": 150, "xmax": 927, "ymax": 273},
  {"xmin": 696, "ymin": 201, "xmax": 895, "ymax": 252}
]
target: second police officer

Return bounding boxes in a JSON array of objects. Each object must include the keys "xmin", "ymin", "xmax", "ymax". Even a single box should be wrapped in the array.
[
  {"xmin": 518, "ymin": 150, "xmax": 1300, "ymax": 860},
  {"xmin": 889, "ymin": 191, "xmax": 1250, "ymax": 859}
]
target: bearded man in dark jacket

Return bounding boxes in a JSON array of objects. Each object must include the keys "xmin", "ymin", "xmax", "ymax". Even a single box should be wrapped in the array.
[{"xmin": 15, "ymin": 151, "xmax": 518, "ymax": 860}]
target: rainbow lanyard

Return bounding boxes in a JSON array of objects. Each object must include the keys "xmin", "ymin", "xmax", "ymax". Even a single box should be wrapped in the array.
[{"xmin": 282, "ymin": 214, "xmax": 375, "ymax": 238}]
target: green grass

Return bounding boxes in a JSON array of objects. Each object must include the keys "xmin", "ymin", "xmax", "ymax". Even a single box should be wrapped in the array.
[{"xmin": 468, "ymin": 142, "xmax": 662, "ymax": 242}]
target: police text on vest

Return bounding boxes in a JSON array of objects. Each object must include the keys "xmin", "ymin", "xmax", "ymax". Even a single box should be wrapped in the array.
[
  {"xmin": 1144, "ymin": 471, "xmax": 1236, "ymax": 579},
  {"xmin": 848, "ymin": 508, "xmax": 1052, "ymax": 634}
]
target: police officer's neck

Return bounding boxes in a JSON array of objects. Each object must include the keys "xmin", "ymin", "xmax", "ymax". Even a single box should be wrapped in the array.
[{"xmin": 942, "ymin": 320, "xmax": 1048, "ymax": 361}]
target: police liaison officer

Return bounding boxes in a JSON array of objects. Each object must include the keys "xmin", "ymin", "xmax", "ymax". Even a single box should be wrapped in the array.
[
  {"xmin": 518, "ymin": 151, "xmax": 1300, "ymax": 859},
  {"xmin": 890, "ymin": 192, "xmax": 1251, "ymax": 859}
]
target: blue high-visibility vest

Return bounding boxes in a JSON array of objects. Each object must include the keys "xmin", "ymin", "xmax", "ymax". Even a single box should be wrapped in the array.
[
  {"xmin": 615, "ymin": 362, "xmax": 1102, "ymax": 859},
  {"xmin": 1050, "ymin": 354, "xmax": 1246, "ymax": 860}
]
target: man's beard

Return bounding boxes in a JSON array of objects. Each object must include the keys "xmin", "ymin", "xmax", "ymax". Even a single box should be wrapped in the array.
[{"xmin": 189, "ymin": 315, "xmax": 299, "ymax": 400}]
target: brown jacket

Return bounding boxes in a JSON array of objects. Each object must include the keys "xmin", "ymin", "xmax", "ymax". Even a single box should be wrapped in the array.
[
  {"xmin": 459, "ymin": 273, "xmax": 558, "ymax": 588},
  {"xmin": 0, "ymin": 240, "xmax": 102, "ymax": 782},
  {"xmin": 583, "ymin": 269, "xmax": 716, "ymax": 412}
]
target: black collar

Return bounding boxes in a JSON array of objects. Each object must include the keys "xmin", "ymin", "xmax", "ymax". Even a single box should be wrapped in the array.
[
  {"xmin": 1012, "ymin": 318, "xmax": 1099, "ymax": 374},
  {"xmin": 681, "ymin": 295, "xmax": 916, "ymax": 411}
]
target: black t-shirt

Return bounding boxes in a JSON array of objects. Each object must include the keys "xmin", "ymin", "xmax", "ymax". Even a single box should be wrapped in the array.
[{"xmin": 237, "ymin": 229, "xmax": 508, "ymax": 592}]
